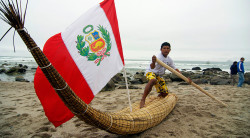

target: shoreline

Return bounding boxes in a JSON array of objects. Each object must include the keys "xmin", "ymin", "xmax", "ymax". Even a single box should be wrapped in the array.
[{"xmin": 0, "ymin": 81, "xmax": 249, "ymax": 137}]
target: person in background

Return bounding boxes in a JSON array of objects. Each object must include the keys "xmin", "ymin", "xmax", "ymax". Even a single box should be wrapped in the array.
[
  {"xmin": 230, "ymin": 61, "xmax": 238, "ymax": 86},
  {"xmin": 237, "ymin": 57, "xmax": 245, "ymax": 87}
]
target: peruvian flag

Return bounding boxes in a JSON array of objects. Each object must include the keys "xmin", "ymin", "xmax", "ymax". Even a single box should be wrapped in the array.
[{"xmin": 34, "ymin": 0, "xmax": 124, "ymax": 127}]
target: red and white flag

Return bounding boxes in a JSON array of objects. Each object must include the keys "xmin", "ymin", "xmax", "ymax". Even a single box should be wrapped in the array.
[{"xmin": 34, "ymin": 0, "xmax": 124, "ymax": 127}]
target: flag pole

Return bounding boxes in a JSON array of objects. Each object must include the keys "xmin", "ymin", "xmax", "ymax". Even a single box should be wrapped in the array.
[
  {"xmin": 156, "ymin": 57, "xmax": 228, "ymax": 107},
  {"xmin": 123, "ymin": 67, "xmax": 133, "ymax": 112}
]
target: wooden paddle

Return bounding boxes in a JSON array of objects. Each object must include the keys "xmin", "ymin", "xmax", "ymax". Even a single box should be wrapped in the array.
[{"xmin": 156, "ymin": 57, "xmax": 228, "ymax": 107}]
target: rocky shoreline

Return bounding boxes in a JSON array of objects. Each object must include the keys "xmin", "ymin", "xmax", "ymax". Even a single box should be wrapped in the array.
[
  {"xmin": 0, "ymin": 63, "xmax": 36, "ymax": 82},
  {"xmin": 102, "ymin": 68, "xmax": 250, "ymax": 91},
  {"xmin": 1, "ymin": 63, "xmax": 249, "ymax": 88}
]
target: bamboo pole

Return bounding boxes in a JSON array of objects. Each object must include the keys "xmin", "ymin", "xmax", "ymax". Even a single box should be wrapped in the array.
[{"xmin": 156, "ymin": 57, "xmax": 228, "ymax": 107}]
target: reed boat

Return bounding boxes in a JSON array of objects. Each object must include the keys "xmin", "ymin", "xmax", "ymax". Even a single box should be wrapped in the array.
[{"xmin": 0, "ymin": 0, "xmax": 178, "ymax": 135}]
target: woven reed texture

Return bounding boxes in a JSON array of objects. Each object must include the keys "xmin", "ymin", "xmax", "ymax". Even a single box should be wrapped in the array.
[
  {"xmin": 107, "ymin": 94, "xmax": 177, "ymax": 134},
  {"xmin": 74, "ymin": 94, "xmax": 177, "ymax": 135}
]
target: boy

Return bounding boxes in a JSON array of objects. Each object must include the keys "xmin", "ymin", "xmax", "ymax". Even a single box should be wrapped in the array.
[{"xmin": 140, "ymin": 42, "xmax": 183, "ymax": 108}]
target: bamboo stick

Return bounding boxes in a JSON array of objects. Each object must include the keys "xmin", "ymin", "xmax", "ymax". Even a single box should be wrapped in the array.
[{"xmin": 156, "ymin": 57, "xmax": 228, "ymax": 107}]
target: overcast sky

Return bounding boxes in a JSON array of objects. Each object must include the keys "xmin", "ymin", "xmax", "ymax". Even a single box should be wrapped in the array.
[{"xmin": 0, "ymin": 0, "xmax": 249, "ymax": 61}]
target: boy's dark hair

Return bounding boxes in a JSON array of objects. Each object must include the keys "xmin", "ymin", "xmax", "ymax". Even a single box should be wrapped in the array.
[{"xmin": 161, "ymin": 42, "xmax": 171, "ymax": 49}]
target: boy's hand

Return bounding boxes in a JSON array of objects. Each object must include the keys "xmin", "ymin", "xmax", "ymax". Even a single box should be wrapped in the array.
[
  {"xmin": 150, "ymin": 55, "xmax": 156, "ymax": 69},
  {"xmin": 152, "ymin": 55, "xmax": 156, "ymax": 63},
  {"xmin": 187, "ymin": 78, "xmax": 192, "ymax": 84}
]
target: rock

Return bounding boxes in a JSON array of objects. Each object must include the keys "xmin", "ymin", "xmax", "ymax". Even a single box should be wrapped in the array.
[
  {"xmin": 5, "ymin": 65, "xmax": 27, "ymax": 75},
  {"xmin": 244, "ymin": 72, "xmax": 250, "ymax": 84},
  {"xmin": 190, "ymin": 74, "xmax": 203, "ymax": 79},
  {"xmin": 162, "ymin": 74, "xmax": 172, "ymax": 82},
  {"xmin": 117, "ymin": 81, "xmax": 129, "ymax": 86},
  {"xmin": 192, "ymin": 79, "xmax": 209, "ymax": 84},
  {"xmin": 17, "ymin": 68, "xmax": 27, "ymax": 73},
  {"xmin": 111, "ymin": 73, "xmax": 125, "ymax": 83},
  {"xmin": 6, "ymin": 67, "xmax": 18, "ymax": 74},
  {"xmin": 140, "ymin": 76, "xmax": 148, "ymax": 83},
  {"xmin": 181, "ymin": 71, "xmax": 194, "ymax": 78},
  {"xmin": 130, "ymin": 79, "xmax": 143, "ymax": 84},
  {"xmin": 133, "ymin": 71, "xmax": 144, "ymax": 79},
  {"xmin": 170, "ymin": 71, "xmax": 193, "ymax": 82},
  {"xmin": 210, "ymin": 76, "xmax": 231, "ymax": 85},
  {"xmin": 203, "ymin": 70, "xmax": 214, "ymax": 76},
  {"xmin": 133, "ymin": 71, "xmax": 147, "ymax": 84},
  {"xmin": 219, "ymin": 71, "xmax": 229, "ymax": 75},
  {"xmin": 192, "ymin": 67, "xmax": 201, "ymax": 70},
  {"xmin": 15, "ymin": 76, "xmax": 28, "ymax": 82},
  {"xmin": 101, "ymin": 79, "xmax": 116, "ymax": 91},
  {"xmin": 18, "ymin": 64, "xmax": 23, "ymax": 67},
  {"xmin": 162, "ymin": 74, "xmax": 171, "ymax": 80},
  {"xmin": 2, "ymin": 63, "xmax": 9, "ymax": 66},
  {"xmin": 170, "ymin": 73, "xmax": 183, "ymax": 82},
  {"xmin": 203, "ymin": 68, "xmax": 222, "ymax": 72},
  {"xmin": 118, "ymin": 85, "xmax": 140, "ymax": 89},
  {"xmin": 0, "ymin": 68, "xmax": 6, "ymax": 74}
]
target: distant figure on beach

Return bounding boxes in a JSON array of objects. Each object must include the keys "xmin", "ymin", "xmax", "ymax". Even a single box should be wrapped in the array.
[
  {"xmin": 237, "ymin": 57, "xmax": 245, "ymax": 87},
  {"xmin": 230, "ymin": 61, "xmax": 238, "ymax": 86},
  {"xmin": 140, "ymin": 42, "xmax": 191, "ymax": 108}
]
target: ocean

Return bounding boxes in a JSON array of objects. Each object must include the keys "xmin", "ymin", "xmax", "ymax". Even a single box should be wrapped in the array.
[{"xmin": 0, "ymin": 56, "xmax": 249, "ymax": 82}]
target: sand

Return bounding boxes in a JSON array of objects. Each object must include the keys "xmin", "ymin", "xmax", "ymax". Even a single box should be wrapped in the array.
[{"xmin": 0, "ymin": 81, "xmax": 249, "ymax": 138}]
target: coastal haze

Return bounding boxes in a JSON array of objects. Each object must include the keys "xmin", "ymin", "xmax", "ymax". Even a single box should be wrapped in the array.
[{"xmin": 0, "ymin": 0, "xmax": 249, "ymax": 62}]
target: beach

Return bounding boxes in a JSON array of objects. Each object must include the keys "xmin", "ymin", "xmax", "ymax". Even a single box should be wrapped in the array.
[{"xmin": 0, "ymin": 81, "xmax": 249, "ymax": 138}]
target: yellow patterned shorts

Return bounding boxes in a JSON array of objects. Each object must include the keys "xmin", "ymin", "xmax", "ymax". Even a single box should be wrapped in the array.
[{"xmin": 146, "ymin": 72, "xmax": 168, "ymax": 93}]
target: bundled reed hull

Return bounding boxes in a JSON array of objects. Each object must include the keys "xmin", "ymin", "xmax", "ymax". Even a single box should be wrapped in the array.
[
  {"xmin": 108, "ymin": 93, "xmax": 178, "ymax": 134},
  {"xmin": 77, "ymin": 93, "xmax": 178, "ymax": 135}
]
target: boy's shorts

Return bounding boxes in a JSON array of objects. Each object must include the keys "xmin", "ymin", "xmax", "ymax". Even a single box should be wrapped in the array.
[{"xmin": 146, "ymin": 72, "xmax": 168, "ymax": 93}]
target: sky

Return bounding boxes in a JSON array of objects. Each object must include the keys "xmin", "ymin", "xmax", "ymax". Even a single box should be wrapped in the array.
[{"xmin": 0, "ymin": 0, "xmax": 250, "ymax": 62}]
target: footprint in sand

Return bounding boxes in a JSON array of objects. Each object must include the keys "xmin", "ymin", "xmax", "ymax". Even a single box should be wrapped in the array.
[
  {"xmin": 31, "ymin": 133, "xmax": 52, "ymax": 138},
  {"xmin": 36, "ymin": 126, "xmax": 50, "ymax": 132},
  {"xmin": 0, "ymin": 131, "xmax": 13, "ymax": 137},
  {"xmin": 105, "ymin": 94, "xmax": 111, "ymax": 97},
  {"xmin": 43, "ymin": 121, "xmax": 52, "ymax": 126},
  {"xmin": 80, "ymin": 126, "xmax": 99, "ymax": 132},
  {"xmin": 189, "ymin": 129, "xmax": 199, "ymax": 135},
  {"xmin": 36, "ymin": 125, "xmax": 56, "ymax": 133}
]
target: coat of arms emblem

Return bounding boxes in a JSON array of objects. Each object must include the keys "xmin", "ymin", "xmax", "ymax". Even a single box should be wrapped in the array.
[{"xmin": 76, "ymin": 25, "xmax": 111, "ymax": 66}]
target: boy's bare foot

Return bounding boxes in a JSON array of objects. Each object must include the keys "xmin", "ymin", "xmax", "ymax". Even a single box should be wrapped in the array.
[{"xmin": 140, "ymin": 100, "xmax": 145, "ymax": 108}]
